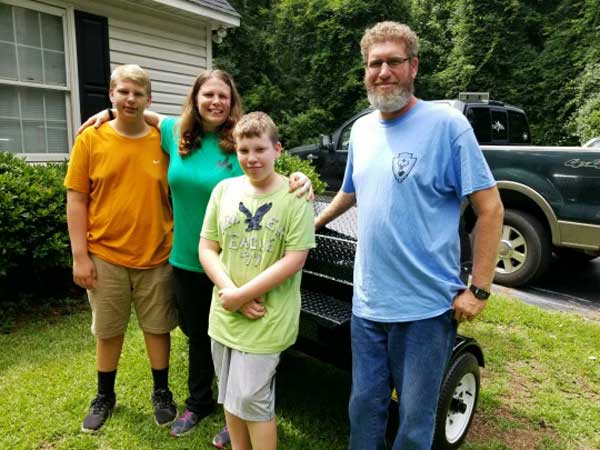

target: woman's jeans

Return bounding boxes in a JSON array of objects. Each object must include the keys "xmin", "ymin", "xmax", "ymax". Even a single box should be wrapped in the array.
[
  {"xmin": 349, "ymin": 311, "xmax": 457, "ymax": 450},
  {"xmin": 173, "ymin": 267, "xmax": 216, "ymax": 416}
]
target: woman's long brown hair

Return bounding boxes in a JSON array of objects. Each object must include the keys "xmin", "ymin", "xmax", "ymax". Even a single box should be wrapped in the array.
[{"xmin": 178, "ymin": 69, "xmax": 242, "ymax": 156}]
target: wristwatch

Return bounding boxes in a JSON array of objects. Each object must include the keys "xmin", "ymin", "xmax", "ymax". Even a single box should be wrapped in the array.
[{"xmin": 469, "ymin": 284, "xmax": 490, "ymax": 301}]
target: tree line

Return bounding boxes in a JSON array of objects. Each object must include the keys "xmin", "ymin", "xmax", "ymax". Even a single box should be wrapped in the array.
[{"xmin": 215, "ymin": 0, "xmax": 600, "ymax": 148}]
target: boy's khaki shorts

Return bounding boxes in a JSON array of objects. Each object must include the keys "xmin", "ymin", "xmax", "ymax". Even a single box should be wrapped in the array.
[{"xmin": 87, "ymin": 254, "xmax": 177, "ymax": 338}]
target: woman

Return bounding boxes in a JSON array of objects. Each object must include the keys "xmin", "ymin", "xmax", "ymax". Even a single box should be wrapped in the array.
[{"xmin": 81, "ymin": 70, "xmax": 312, "ymax": 445}]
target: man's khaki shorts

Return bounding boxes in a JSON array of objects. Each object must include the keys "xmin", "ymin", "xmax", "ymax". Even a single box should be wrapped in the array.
[{"xmin": 87, "ymin": 254, "xmax": 177, "ymax": 338}]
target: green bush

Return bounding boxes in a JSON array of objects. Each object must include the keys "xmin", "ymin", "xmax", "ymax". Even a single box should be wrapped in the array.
[
  {"xmin": 567, "ymin": 63, "xmax": 600, "ymax": 144},
  {"xmin": 276, "ymin": 150, "xmax": 328, "ymax": 195},
  {"xmin": 0, "ymin": 150, "xmax": 326, "ymax": 304},
  {"xmin": 0, "ymin": 153, "xmax": 71, "ymax": 300}
]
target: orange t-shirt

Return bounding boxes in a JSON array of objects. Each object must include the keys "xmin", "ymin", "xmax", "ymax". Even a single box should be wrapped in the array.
[{"xmin": 64, "ymin": 123, "xmax": 173, "ymax": 268}]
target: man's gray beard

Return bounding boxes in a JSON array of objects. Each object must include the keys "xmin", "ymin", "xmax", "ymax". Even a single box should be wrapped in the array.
[{"xmin": 367, "ymin": 86, "xmax": 411, "ymax": 113}]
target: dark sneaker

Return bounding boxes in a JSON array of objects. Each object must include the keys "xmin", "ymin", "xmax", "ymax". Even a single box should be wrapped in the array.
[
  {"xmin": 81, "ymin": 393, "xmax": 116, "ymax": 433},
  {"xmin": 151, "ymin": 388, "xmax": 177, "ymax": 426},
  {"xmin": 212, "ymin": 425, "xmax": 230, "ymax": 449},
  {"xmin": 170, "ymin": 409, "xmax": 201, "ymax": 437}
]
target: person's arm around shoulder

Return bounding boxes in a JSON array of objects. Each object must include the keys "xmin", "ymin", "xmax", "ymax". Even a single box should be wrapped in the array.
[
  {"xmin": 452, "ymin": 186, "xmax": 504, "ymax": 321},
  {"xmin": 315, "ymin": 190, "xmax": 356, "ymax": 230},
  {"xmin": 288, "ymin": 172, "xmax": 314, "ymax": 201},
  {"xmin": 66, "ymin": 190, "xmax": 96, "ymax": 289},
  {"xmin": 76, "ymin": 108, "xmax": 165, "ymax": 134}
]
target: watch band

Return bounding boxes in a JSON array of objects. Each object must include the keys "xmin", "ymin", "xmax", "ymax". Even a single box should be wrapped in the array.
[
  {"xmin": 469, "ymin": 284, "xmax": 490, "ymax": 301},
  {"xmin": 107, "ymin": 108, "xmax": 115, "ymax": 120}
]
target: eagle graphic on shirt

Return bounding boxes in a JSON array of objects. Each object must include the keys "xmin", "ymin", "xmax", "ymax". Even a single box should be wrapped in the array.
[{"xmin": 239, "ymin": 202, "xmax": 273, "ymax": 231}]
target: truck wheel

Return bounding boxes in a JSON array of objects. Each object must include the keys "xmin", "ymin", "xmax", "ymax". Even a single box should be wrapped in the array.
[
  {"xmin": 494, "ymin": 209, "xmax": 551, "ymax": 287},
  {"xmin": 432, "ymin": 352, "xmax": 480, "ymax": 450}
]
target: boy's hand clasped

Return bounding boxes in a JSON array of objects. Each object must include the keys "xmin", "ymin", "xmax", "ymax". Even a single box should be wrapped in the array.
[
  {"xmin": 239, "ymin": 298, "xmax": 266, "ymax": 320},
  {"xmin": 218, "ymin": 287, "xmax": 266, "ymax": 319}
]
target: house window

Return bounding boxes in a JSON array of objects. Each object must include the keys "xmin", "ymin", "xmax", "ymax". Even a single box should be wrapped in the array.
[{"xmin": 0, "ymin": 3, "xmax": 69, "ymax": 155}]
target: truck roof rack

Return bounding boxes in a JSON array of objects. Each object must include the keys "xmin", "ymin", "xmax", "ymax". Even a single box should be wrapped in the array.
[{"xmin": 459, "ymin": 92, "xmax": 489, "ymax": 101}]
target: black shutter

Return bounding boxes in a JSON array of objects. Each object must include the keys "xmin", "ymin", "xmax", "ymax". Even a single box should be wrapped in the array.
[{"xmin": 75, "ymin": 11, "xmax": 111, "ymax": 122}]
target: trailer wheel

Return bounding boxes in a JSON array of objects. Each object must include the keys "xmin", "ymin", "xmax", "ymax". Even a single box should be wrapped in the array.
[
  {"xmin": 432, "ymin": 352, "xmax": 480, "ymax": 450},
  {"xmin": 494, "ymin": 209, "xmax": 551, "ymax": 287}
]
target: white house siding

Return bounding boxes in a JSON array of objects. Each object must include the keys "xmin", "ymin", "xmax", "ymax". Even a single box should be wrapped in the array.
[
  {"xmin": 108, "ymin": 19, "xmax": 208, "ymax": 116},
  {"xmin": 1, "ymin": 0, "xmax": 233, "ymax": 160},
  {"xmin": 69, "ymin": 0, "xmax": 214, "ymax": 117}
]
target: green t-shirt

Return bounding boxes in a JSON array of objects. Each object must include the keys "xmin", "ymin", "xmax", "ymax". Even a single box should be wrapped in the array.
[
  {"xmin": 160, "ymin": 117, "xmax": 243, "ymax": 272},
  {"xmin": 201, "ymin": 176, "xmax": 316, "ymax": 353}
]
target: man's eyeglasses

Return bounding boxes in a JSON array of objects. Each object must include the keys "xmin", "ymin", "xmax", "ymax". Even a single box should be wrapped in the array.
[{"xmin": 367, "ymin": 57, "xmax": 411, "ymax": 72}]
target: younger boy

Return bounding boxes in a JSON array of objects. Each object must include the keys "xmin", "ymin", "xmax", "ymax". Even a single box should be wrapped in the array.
[
  {"xmin": 64, "ymin": 64, "xmax": 177, "ymax": 432},
  {"xmin": 199, "ymin": 112, "xmax": 315, "ymax": 450}
]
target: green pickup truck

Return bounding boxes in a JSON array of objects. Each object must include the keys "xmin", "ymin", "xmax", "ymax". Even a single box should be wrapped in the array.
[{"xmin": 290, "ymin": 97, "xmax": 600, "ymax": 287}]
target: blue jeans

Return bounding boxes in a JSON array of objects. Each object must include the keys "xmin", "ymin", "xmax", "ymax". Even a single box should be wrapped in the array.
[{"xmin": 349, "ymin": 311, "xmax": 457, "ymax": 450}]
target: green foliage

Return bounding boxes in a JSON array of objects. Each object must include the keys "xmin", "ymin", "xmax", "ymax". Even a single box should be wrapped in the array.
[
  {"xmin": 278, "ymin": 108, "xmax": 330, "ymax": 147},
  {"xmin": 275, "ymin": 151, "xmax": 328, "ymax": 194},
  {"xmin": 216, "ymin": 0, "xmax": 411, "ymax": 148},
  {"xmin": 0, "ymin": 152, "xmax": 71, "ymax": 300},
  {"xmin": 216, "ymin": 0, "xmax": 599, "ymax": 146},
  {"xmin": 0, "ymin": 149, "xmax": 326, "ymax": 303},
  {"xmin": 566, "ymin": 63, "xmax": 600, "ymax": 143},
  {"xmin": 571, "ymin": 94, "xmax": 600, "ymax": 143}
]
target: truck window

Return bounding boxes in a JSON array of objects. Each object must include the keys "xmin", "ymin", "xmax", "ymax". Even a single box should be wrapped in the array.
[
  {"xmin": 491, "ymin": 109, "xmax": 508, "ymax": 141},
  {"xmin": 508, "ymin": 110, "xmax": 531, "ymax": 144},
  {"xmin": 465, "ymin": 107, "xmax": 491, "ymax": 143},
  {"xmin": 338, "ymin": 123, "xmax": 352, "ymax": 151}
]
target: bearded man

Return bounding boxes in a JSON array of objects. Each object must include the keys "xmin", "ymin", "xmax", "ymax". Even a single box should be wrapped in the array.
[{"xmin": 315, "ymin": 22, "xmax": 504, "ymax": 450}]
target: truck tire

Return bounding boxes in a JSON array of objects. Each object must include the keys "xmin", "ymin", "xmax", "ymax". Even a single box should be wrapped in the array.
[
  {"xmin": 432, "ymin": 352, "xmax": 480, "ymax": 450},
  {"xmin": 494, "ymin": 209, "xmax": 551, "ymax": 287}
]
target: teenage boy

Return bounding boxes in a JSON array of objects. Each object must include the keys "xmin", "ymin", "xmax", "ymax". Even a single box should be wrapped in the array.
[
  {"xmin": 65, "ymin": 64, "xmax": 178, "ymax": 433},
  {"xmin": 199, "ymin": 112, "xmax": 315, "ymax": 450}
]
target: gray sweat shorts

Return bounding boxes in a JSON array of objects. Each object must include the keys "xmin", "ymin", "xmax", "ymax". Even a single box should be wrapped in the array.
[{"xmin": 211, "ymin": 339, "xmax": 280, "ymax": 422}]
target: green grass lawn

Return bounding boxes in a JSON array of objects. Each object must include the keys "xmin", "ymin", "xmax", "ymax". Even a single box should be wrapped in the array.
[{"xmin": 0, "ymin": 295, "xmax": 598, "ymax": 450}]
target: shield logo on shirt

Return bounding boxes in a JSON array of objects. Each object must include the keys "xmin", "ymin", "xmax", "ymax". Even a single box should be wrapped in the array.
[{"xmin": 392, "ymin": 152, "xmax": 417, "ymax": 184}]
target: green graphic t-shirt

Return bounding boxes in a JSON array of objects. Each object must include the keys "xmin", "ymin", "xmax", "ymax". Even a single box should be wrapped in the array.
[
  {"xmin": 160, "ymin": 117, "xmax": 243, "ymax": 272},
  {"xmin": 201, "ymin": 176, "xmax": 316, "ymax": 353}
]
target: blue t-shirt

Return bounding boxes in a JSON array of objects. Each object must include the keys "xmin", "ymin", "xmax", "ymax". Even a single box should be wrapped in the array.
[
  {"xmin": 160, "ymin": 117, "xmax": 243, "ymax": 272},
  {"xmin": 341, "ymin": 100, "xmax": 495, "ymax": 322}
]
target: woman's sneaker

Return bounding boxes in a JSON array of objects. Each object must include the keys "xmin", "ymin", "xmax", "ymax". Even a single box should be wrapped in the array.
[
  {"xmin": 212, "ymin": 426, "xmax": 230, "ymax": 449},
  {"xmin": 170, "ymin": 409, "xmax": 201, "ymax": 436},
  {"xmin": 151, "ymin": 388, "xmax": 177, "ymax": 426},
  {"xmin": 81, "ymin": 393, "xmax": 116, "ymax": 433}
]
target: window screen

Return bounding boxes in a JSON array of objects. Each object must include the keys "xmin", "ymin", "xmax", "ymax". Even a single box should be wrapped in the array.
[{"xmin": 0, "ymin": 4, "xmax": 68, "ymax": 154}]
